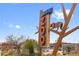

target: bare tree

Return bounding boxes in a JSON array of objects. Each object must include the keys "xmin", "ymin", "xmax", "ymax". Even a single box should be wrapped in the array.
[
  {"xmin": 50, "ymin": 3, "xmax": 79, "ymax": 55},
  {"xmin": 6, "ymin": 35, "xmax": 26, "ymax": 55}
]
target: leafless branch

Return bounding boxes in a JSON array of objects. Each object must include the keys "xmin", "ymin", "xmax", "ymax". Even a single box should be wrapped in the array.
[
  {"xmin": 63, "ymin": 26, "xmax": 79, "ymax": 37},
  {"xmin": 66, "ymin": 3, "xmax": 76, "ymax": 24},
  {"xmin": 61, "ymin": 4, "xmax": 67, "ymax": 23},
  {"xmin": 35, "ymin": 31, "xmax": 38, "ymax": 34}
]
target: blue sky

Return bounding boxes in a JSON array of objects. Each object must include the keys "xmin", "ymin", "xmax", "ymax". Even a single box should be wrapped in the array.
[{"xmin": 0, "ymin": 3, "xmax": 79, "ymax": 43}]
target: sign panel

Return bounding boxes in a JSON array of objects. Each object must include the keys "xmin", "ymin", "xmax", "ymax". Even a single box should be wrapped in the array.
[
  {"xmin": 38, "ymin": 8, "xmax": 53, "ymax": 48},
  {"xmin": 39, "ymin": 16, "xmax": 46, "ymax": 46}
]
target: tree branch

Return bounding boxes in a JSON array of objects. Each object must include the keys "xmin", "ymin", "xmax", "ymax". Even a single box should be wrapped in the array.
[
  {"xmin": 61, "ymin": 3, "xmax": 77, "ymax": 32},
  {"xmin": 61, "ymin": 4, "xmax": 67, "ymax": 23},
  {"xmin": 35, "ymin": 31, "xmax": 38, "ymax": 34},
  {"xmin": 50, "ymin": 29, "xmax": 60, "ymax": 35},
  {"xmin": 66, "ymin": 3, "xmax": 76, "ymax": 24},
  {"xmin": 63, "ymin": 26, "xmax": 79, "ymax": 37}
]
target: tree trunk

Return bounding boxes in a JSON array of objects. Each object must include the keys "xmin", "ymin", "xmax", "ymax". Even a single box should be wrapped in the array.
[{"xmin": 52, "ymin": 33, "xmax": 63, "ymax": 56}]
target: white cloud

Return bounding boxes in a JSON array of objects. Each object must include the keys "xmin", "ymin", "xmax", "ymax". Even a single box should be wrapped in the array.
[
  {"xmin": 9, "ymin": 24, "xmax": 21, "ymax": 29},
  {"xmin": 52, "ymin": 9, "xmax": 70, "ymax": 20},
  {"xmin": 15, "ymin": 25, "xmax": 21, "ymax": 29},
  {"xmin": 9, "ymin": 24, "xmax": 14, "ymax": 28}
]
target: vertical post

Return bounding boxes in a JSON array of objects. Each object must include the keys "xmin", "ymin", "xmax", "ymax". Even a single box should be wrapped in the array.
[
  {"xmin": 38, "ymin": 10, "xmax": 43, "ymax": 55},
  {"xmin": 45, "ymin": 14, "xmax": 50, "ymax": 48}
]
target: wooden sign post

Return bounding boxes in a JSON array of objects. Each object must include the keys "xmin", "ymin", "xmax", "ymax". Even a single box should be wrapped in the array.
[{"xmin": 37, "ymin": 8, "xmax": 53, "ymax": 55}]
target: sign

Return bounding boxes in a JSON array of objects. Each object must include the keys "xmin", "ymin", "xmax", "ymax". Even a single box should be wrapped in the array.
[
  {"xmin": 38, "ymin": 8, "xmax": 53, "ymax": 48},
  {"xmin": 39, "ymin": 16, "xmax": 46, "ymax": 46}
]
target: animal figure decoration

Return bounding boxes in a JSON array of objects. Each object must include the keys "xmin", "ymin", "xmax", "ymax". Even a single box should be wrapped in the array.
[{"xmin": 50, "ymin": 22, "xmax": 63, "ymax": 31}]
